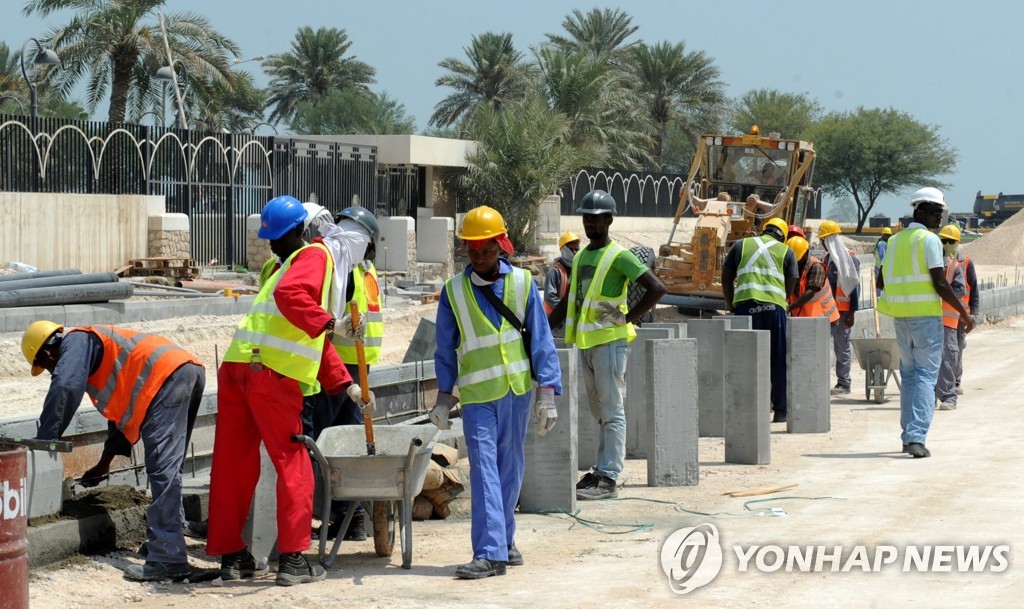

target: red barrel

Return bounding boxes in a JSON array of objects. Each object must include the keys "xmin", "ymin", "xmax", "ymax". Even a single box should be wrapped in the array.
[{"xmin": 0, "ymin": 444, "xmax": 28, "ymax": 609}]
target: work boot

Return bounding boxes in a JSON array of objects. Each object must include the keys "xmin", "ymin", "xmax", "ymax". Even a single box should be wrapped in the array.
[
  {"xmin": 507, "ymin": 544, "xmax": 524, "ymax": 566},
  {"xmin": 577, "ymin": 475, "xmax": 617, "ymax": 500},
  {"xmin": 220, "ymin": 548, "xmax": 269, "ymax": 581},
  {"xmin": 276, "ymin": 552, "xmax": 326, "ymax": 587},
  {"xmin": 343, "ymin": 512, "xmax": 368, "ymax": 541},
  {"xmin": 906, "ymin": 443, "xmax": 931, "ymax": 458},
  {"xmin": 902, "ymin": 444, "xmax": 910, "ymax": 453},
  {"xmin": 937, "ymin": 401, "xmax": 957, "ymax": 411},
  {"xmin": 830, "ymin": 384, "xmax": 851, "ymax": 396},
  {"xmin": 183, "ymin": 519, "xmax": 208, "ymax": 539},
  {"xmin": 123, "ymin": 561, "xmax": 191, "ymax": 582},
  {"xmin": 455, "ymin": 557, "xmax": 507, "ymax": 580},
  {"xmin": 575, "ymin": 472, "xmax": 599, "ymax": 490},
  {"xmin": 772, "ymin": 411, "xmax": 787, "ymax": 424}
]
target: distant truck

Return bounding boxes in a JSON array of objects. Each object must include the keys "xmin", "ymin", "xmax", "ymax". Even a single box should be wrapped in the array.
[{"xmin": 973, "ymin": 191, "xmax": 1024, "ymax": 227}]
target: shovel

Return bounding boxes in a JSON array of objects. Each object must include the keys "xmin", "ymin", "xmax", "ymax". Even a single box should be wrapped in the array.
[
  {"xmin": 349, "ymin": 302, "xmax": 375, "ymax": 456},
  {"xmin": 0, "ymin": 436, "xmax": 73, "ymax": 452}
]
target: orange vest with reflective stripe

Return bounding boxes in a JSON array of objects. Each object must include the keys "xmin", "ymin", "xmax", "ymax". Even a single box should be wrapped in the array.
[
  {"xmin": 73, "ymin": 326, "xmax": 202, "ymax": 444},
  {"xmin": 959, "ymin": 254, "xmax": 972, "ymax": 309},
  {"xmin": 824, "ymin": 250, "xmax": 856, "ymax": 312},
  {"xmin": 543, "ymin": 261, "xmax": 570, "ymax": 315},
  {"xmin": 789, "ymin": 256, "xmax": 841, "ymax": 322},
  {"xmin": 941, "ymin": 259, "xmax": 963, "ymax": 329}
]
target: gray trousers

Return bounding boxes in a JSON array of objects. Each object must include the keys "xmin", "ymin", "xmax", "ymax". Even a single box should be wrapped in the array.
[
  {"xmin": 935, "ymin": 326, "xmax": 960, "ymax": 404},
  {"xmin": 831, "ymin": 311, "xmax": 854, "ymax": 387},
  {"xmin": 139, "ymin": 363, "xmax": 206, "ymax": 565},
  {"xmin": 955, "ymin": 330, "xmax": 967, "ymax": 387}
]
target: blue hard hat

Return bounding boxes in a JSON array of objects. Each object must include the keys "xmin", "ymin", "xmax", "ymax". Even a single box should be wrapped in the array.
[{"xmin": 258, "ymin": 195, "xmax": 307, "ymax": 240}]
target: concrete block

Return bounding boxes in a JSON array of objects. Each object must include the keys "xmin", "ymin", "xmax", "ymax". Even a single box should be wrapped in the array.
[
  {"xmin": 625, "ymin": 327, "xmax": 673, "ymax": 458},
  {"xmin": 416, "ymin": 216, "xmax": 454, "ymax": 264},
  {"xmin": 724, "ymin": 330, "xmax": 770, "ymax": 464},
  {"xmin": 787, "ymin": 316, "xmax": 831, "ymax": 433},
  {"xmin": 715, "ymin": 314, "xmax": 752, "ymax": 330},
  {"xmin": 0, "ymin": 305, "xmax": 67, "ymax": 333},
  {"xmin": 243, "ymin": 444, "xmax": 278, "ymax": 564},
  {"xmin": 26, "ymin": 451, "xmax": 63, "ymax": 518},
  {"xmin": 521, "ymin": 348, "xmax": 578, "ymax": 513},
  {"xmin": 643, "ymin": 323, "xmax": 687, "ymax": 338},
  {"xmin": 646, "ymin": 339, "xmax": 699, "ymax": 486},
  {"xmin": 574, "ymin": 348, "xmax": 601, "ymax": 472},
  {"xmin": 687, "ymin": 318, "xmax": 729, "ymax": 437},
  {"xmin": 396, "ymin": 279, "xmax": 416, "ymax": 289},
  {"xmin": 402, "ymin": 316, "xmax": 437, "ymax": 363},
  {"xmin": 379, "ymin": 216, "xmax": 415, "ymax": 273}
]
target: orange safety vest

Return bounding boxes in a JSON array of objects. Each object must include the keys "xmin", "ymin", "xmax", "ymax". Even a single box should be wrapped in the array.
[
  {"xmin": 789, "ymin": 256, "xmax": 841, "ymax": 323},
  {"xmin": 941, "ymin": 258, "xmax": 963, "ymax": 329},
  {"xmin": 543, "ymin": 261, "xmax": 570, "ymax": 315},
  {"xmin": 959, "ymin": 254, "xmax": 972, "ymax": 309},
  {"xmin": 824, "ymin": 250, "xmax": 857, "ymax": 312},
  {"xmin": 72, "ymin": 326, "xmax": 202, "ymax": 444}
]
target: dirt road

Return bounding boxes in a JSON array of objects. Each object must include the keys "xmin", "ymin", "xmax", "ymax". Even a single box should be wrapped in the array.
[{"xmin": 26, "ymin": 318, "xmax": 1023, "ymax": 608}]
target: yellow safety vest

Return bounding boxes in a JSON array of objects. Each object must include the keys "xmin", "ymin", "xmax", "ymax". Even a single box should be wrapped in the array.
[
  {"xmin": 878, "ymin": 227, "xmax": 941, "ymax": 318},
  {"xmin": 445, "ymin": 267, "xmax": 532, "ymax": 405},
  {"xmin": 224, "ymin": 243, "xmax": 333, "ymax": 394},
  {"xmin": 565, "ymin": 242, "xmax": 636, "ymax": 349},
  {"xmin": 733, "ymin": 235, "xmax": 789, "ymax": 308},
  {"xmin": 332, "ymin": 263, "xmax": 384, "ymax": 364}
]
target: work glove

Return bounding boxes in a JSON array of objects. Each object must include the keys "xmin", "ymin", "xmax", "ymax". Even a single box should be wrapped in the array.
[
  {"xmin": 346, "ymin": 384, "xmax": 377, "ymax": 417},
  {"xmin": 596, "ymin": 300, "xmax": 627, "ymax": 326},
  {"xmin": 339, "ymin": 312, "xmax": 367, "ymax": 340},
  {"xmin": 534, "ymin": 387, "xmax": 557, "ymax": 436},
  {"xmin": 429, "ymin": 392, "xmax": 459, "ymax": 430}
]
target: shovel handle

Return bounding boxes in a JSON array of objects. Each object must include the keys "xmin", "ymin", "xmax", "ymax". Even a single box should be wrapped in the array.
[{"xmin": 350, "ymin": 303, "xmax": 375, "ymax": 455}]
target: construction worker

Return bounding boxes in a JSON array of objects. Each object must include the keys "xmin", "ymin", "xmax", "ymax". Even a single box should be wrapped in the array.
[
  {"xmin": 953, "ymin": 230, "xmax": 980, "ymax": 395},
  {"xmin": 23, "ymin": 321, "xmax": 205, "ymax": 581},
  {"xmin": 788, "ymin": 224, "xmax": 807, "ymax": 240},
  {"xmin": 429, "ymin": 205, "xmax": 562, "ymax": 579},
  {"xmin": 786, "ymin": 236, "xmax": 840, "ymax": 323},
  {"xmin": 817, "ymin": 220, "xmax": 861, "ymax": 396},
  {"xmin": 302, "ymin": 205, "xmax": 383, "ymax": 542},
  {"xmin": 547, "ymin": 190, "xmax": 667, "ymax": 500},
  {"xmin": 875, "ymin": 227, "xmax": 892, "ymax": 296},
  {"xmin": 544, "ymin": 231, "xmax": 581, "ymax": 334},
  {"xmin": 935, "ymin": 224, "xmax": 968, "ymax": 410},
  {"xmin": 877, "ymin": 188, "xmax": 973, "ymax": 458},
  {"xmin": 721, "ymin": 217, "xmax": 799, "ymax": 423},
  {"xmin": 207, "ymin": 195, "xmax": 374, "ymax": 586}
]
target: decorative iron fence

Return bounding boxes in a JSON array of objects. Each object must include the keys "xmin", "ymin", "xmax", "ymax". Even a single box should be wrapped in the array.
[{"xmin": 560, "ymin": 167, "xmax": 685, "ymax": 217}]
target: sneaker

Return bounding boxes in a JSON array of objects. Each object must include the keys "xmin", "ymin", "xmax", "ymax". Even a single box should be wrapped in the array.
[
  {"xmin": 955, "ymin": 386, "xmax": 964, "ymax": 396},
  {"xmin": 576, "ymin": 472, "xmax": 599, "ymax": 490},
  {"xmin": 772, "ymin": 411, "xmax": 787, "ymax": 424},
  {"xmin": 906, "ymin": 443, "xmax": 931, "ymax": 458},
  {"xmin": 455, "ymin": 557, "xmax": 506, "ymax": 580},
  {"xmin": 576, "ymin": 475, "xmax": 617, "ymax": 500},
  {"xmin": 507, "ymin": 544, "xmax": 524, "ymax": 567},
  {"xmin": 937, "ymin": 401, "xmax": 957, "ymax": 411},
  {"xmin": 276, "ymin": 552, "xmax": 326, "ymax": 587},
  {"xmin": 830, "ymin": 384, "xmax": 851, "ymax": 395},
  {"xmin": 124, "ymin": 561, "xmax": 191, "ymax": 582},
  {"xmin": 220, "ymin": 548, "xmax": 269, "ymax": 581}
]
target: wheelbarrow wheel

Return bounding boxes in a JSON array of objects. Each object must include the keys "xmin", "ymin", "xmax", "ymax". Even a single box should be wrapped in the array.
[
  {"xmin": 872, "ymin": 364, "xmax": 885, "ymax": 403},
  {"xmin": 372, "ymin": 500, "xmax": 396, "ymax": 557}
]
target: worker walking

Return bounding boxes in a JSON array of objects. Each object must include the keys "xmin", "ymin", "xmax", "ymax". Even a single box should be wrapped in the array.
[
  {"xmin": 23, "ymin": 321, "xmax": 205, "ymax": 581},
  {"xmin": 429, "ymin": 206, "xmax": 562, "ymax": 579},
  {"xmin": 721, "ymin": 217, "xmax": 799, "ymax": 423},
  {"xmin": 548, "ymin": 190, "xmax": 667, "ymax": 500},
  {"xmin": 817, "ymin": 220, "xmax": 861, "ymax": 396},
  {"xmin": 935, "ymin": 224, "xmax": 968, "ymax": 410},
  {"xmin": 875, "ymin": 227, "xmax": 892, "ymax": 296},
  {"xmin": 786, "ymin": 236, "xmax": 840, "ymax": 323},
  {"xmin": 877, "ymin": 188, "xmax": 973, "ymax": 458},
  {"xmin": 544, "ymin": 231, "xmax": 581, "ymax": 335},
  {"xmin": 207, "ymin": 195, "xmax": 374, "ymax": 586}
]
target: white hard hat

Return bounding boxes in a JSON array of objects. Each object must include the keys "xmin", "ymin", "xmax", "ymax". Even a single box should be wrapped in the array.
[
  {"xmin": 301, "ymin": 202, "xmax": 334, "ymax": 238},
  {"xmin": 910, "ymin": 187, "xmax": 946, "ymax": 209}
]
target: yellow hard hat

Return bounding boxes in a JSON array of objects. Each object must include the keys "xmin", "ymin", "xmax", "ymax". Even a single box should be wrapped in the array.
[
  {"xmin": 939, "ymin": 224, "xmax": 961, "ymax": 242},
  {"xmin": 880, "ymin": 227, "xmax": 892, "ymax": 236},
  {"xmin": 818, "ymin": 219, "xmax": 842, "ymax": 240},
  {"xmin": 786, "ymin": 236, "xmax": 809, "ymax": 261},
  {"xmin": 558, "ymin": 231, "xmax": 581, "ymax": 250},
  {"xmin": 22, "ymin": 320, "xmax": 63, "ymax": 376},
  {"xmin": 763, "ymin": 217, "xmax": 789, "ymax": 238},
  {"xmin": 458, "ymin": 206, "xmax": 507, "ymax": 241}
]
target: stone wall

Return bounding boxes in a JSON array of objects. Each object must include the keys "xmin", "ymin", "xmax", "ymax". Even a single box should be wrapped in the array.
[
  {"xmin": 246, "ymin": 214, "xmax": 273, "ymax": 271},
  {"xmin": 147, "ymin": 213, "xmax": 191, "ymax": 259}
]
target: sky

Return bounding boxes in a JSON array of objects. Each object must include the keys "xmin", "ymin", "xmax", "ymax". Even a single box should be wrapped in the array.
[{"xmin": 3, "ymin": 0, "xmax": 1024, "ymax": 219}]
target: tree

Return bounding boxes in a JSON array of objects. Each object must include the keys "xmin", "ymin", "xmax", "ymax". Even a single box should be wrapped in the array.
[
  {"xmin": 264, "ymin": 26, "xmax": 376, "ymax": 125},
  {"xmin": 730, "ymin": 88, "xmax": 822, "ymax": 139},
  {"xmin": 429, "ymin": 32, "xmax": 532, "ymax": 128},
  {"xmin": 808, "ymin": 107, "xmax": 957, "ymax": 231},
  {"xmin": 545, "ymin": 8, "xmax": 640, "ymax": 62},
  {"xmin": 24, "ymin": 0, "xmax": 240, "ymax": 123},
  {"xmin": 290, "ymin": 89, "xmax": 414, "ymax": 135},
  {"xmin": 184, "ymin": 70, "xmax": 267, "ymax": 133},
  {"xmin": 826, "ymin": 197, "xmax": 858, "ymax": 223},
  {"xmin": 0, "ymin": 43, "xmax": 22, "ymax": 94}
]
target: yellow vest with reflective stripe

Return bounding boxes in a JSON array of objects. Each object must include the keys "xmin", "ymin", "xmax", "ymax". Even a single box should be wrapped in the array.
[
  {"xmin": 224, "ymin": 242, "xmax": 333, "ymax": 394},
  {"xmin": 733, "ymin": 235, "xmax": 789, "ymax": 308},
  {"xmin": 565, "ymin": 242, "xmax": 636, "ymax": 349},
  {"xmin": 445, "ymin": 268, "xmax": 532, "ymax": 405},
  {"xmin": 878, "ymin": 227, "xmax": 941, "ymax": 318},
  {"xmin": 333, "ymin": 264, "xmax": 383, "ymax": 364}
]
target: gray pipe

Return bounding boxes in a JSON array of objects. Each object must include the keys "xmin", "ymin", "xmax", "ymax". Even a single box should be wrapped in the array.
[
  {"xmin": 0, "ymin": 269, "xmax": 82, "ymax": 283},
  {"xmin": 0, "ymin": 282, "xmax": 133, "ymax": 308},
  {"xmin": 131, "ymin": 290, "xmax": 219, "ymax": 299},
  {"xmin": 0, "ymin": 272, "xmax": 120, "ymax": 292}
]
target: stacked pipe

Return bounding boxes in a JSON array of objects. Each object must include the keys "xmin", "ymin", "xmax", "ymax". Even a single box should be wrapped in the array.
[{"xmin": 0, "ymin": 270, "xmax": 133, "ymax": 308}]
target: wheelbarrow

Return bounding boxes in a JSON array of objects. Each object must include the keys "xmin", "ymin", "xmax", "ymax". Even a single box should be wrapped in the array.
[
  {"xmin": 851, "ymin": 336, "xmax": 902, "ymax": 403},
  {"xmin": 292, "ymin": 424, "xmax": 441, "ymax": 570}
]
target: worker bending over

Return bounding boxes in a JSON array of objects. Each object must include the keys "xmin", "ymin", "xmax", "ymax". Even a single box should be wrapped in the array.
[{"xmin": 786, "ymin": 236, "xmax": 840, "ymax": 323}]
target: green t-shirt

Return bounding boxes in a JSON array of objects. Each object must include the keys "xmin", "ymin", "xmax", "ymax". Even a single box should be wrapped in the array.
[{"xmin": 573, "ymin": 243, "xmax": 648, "ymax": 309}]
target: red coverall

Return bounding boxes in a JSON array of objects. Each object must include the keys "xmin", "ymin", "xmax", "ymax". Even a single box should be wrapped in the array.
[{"xmin": 207, "ymin": 244, "xmax": 352, "ymax": 555}]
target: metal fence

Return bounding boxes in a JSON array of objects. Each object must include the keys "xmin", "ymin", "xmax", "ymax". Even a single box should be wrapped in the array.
[{"xmin": 560, "ymin": 167, "xmax": 685, "ymax": 217}]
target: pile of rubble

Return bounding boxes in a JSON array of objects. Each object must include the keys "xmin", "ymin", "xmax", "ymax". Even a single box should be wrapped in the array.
[{"xmin": 961, "ymin": 207, "xmax": 1024, "ymax": 265}]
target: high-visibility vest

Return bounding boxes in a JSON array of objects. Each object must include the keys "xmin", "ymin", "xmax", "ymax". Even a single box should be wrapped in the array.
[
  {"xmin": 958, "ymin": 254, "xmax": 972, "ymax": 309},
  {"xmin": 941, "ymin": 257, "xmax": 963, "ymax": 329},
  {"xmin": 789, "ymin": 256, "xmax": 840, "ymax": 322},
  {"xmin": 224, "ymin": 242, "xmax": 333, "ymax": 393},
  {"xmin": 565, "ymin": 242, "xmax": 636, "ymax": 349},
  {"xmin": 332, "ymin": 263, "xmax": 383, "ymax": 364},
  {"xmin": 258, "ymin": 256, "xmax": 278, "ymax": 289},
  {"xmin": 72, "ymin": 326, "xmax": 202, "ymax": 444},
  {"xmin": 878, "ymin": 227, "xmax": 942, "ymax": 318},
  {"xmin": 823, "ymin": 250, "xmax": 858, "ymax": 312},
  {"xmin": 543, "ymin": 261, "xmax": 569, "ymax": 315},
  {"xmin": 445, "ymin": 267, "xmax": 532, "ymax": 405},
  {"xmin": 874, "ymin": 240, "xmax": 886, "ymax": 270},
  {"xmin": 733, "ymin": 235, "xmax": 789, "ymax": 308}
]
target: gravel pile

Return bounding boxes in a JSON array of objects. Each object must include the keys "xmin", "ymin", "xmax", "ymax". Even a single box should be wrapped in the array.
[{"xmin": 961, "ymin": 207, "xmax": 1024, "ymax": 264}]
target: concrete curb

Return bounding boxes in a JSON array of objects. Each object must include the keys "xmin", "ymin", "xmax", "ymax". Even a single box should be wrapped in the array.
[{"xmin": 28, "ymin": 506, "xmax": 147, "ymax": 568}]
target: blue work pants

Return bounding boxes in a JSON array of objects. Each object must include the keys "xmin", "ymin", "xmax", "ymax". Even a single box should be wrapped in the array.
[{"xmin": 894, "ymin": 317, "xmax": 943, "ymax": 444}]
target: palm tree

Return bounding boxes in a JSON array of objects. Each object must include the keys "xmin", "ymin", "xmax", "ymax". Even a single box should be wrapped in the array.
[
  {"xmin": 429, "ymin": 32, "xmax": 532, "ymax": 128},
  {"xmin": 184, "ymin": 70, "xmax": 267, "ymax": 133},
  {"xmin": 23, "ymin": 0, "xmax": 240, "ymax": 123},
  {"xmin": 0, "ymin": 43, "xmax": 23, "ymax": 94},
  {"xmin": 264, "ymin": 26, "xmax": 376, "ymax": 125},
  {"xmin": 545, "ymin": 8, "xmax": 640, "ymax": 62},
  {"xmin": 730, "ymin": 89, "xmax": 822, "ymax": 139},
  {"xmin": 628, "ymin": 41, "xmax": 727, "ymax": 171}
]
